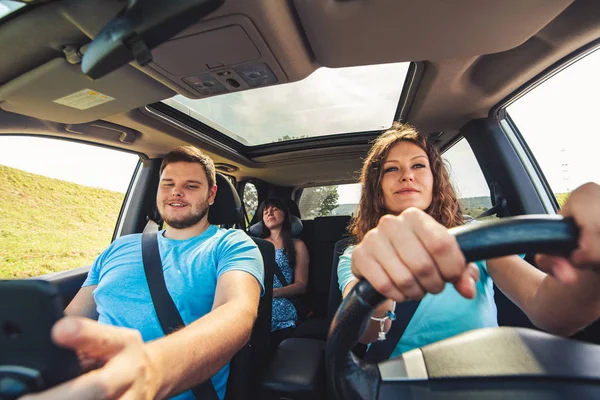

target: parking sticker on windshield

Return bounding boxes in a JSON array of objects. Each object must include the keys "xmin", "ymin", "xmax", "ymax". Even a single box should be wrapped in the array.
[{"xmin": 53, "ymin": 89, "xmax": 115, "ymax": 110}]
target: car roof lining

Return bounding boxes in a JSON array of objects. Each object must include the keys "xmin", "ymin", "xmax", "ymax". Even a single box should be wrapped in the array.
[{"xmin": 0, "ymin": 0, "xmax": 599, "ymax": 187}]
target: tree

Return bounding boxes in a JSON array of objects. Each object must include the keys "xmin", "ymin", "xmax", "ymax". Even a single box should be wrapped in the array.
[
  {"xmin": 318, "ymin": 187, "xmax": 339, "ymax": 216},
  {"xmin": 276, "ymin": 134, "xmax": 309, "ymax": 142},
  {"xmin": 300, "ymin": 186, "xmax": 340, "ymax": 219},
  {"xmin": 243, "ymin": 183, "xmax": 258, "ymax": 224}
]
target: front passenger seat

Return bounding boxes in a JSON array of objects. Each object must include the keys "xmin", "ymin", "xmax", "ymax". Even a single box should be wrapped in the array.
[{"xmin": 209, "ymin": 174, "xmax": 275, "ymax": 400}]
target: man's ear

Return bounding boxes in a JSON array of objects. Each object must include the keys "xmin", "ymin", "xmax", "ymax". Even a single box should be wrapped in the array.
[{"xmin": 209, "ymin": 184, "xmax": 218, "ymax": 205}]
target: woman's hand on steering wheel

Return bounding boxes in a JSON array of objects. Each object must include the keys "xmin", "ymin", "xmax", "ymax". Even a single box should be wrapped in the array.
[
  {"xmin": 350, "ymin": 207, "xmax": 479, "ymax": 303},
  {"xmin": 536, "ymin": 182, "xmax": 600, "ymax": 284}
]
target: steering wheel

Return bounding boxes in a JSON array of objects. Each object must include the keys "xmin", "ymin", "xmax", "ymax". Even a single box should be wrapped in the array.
[{"xmin": 326, "ymin": 215, "xmax": 600, "ymax": 399}]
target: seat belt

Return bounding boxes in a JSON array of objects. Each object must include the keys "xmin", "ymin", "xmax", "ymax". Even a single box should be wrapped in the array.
[
  {"xmin": 363, "ymin": 300, "xmax": 421, "ymax": 363},
  {"xmin": 142, "ymin": 232, "xmax": 219, "ymax": 400},
  {"xmin": 272, "ymin": 256, "xmax": 309, "ymax": 321},
  {"xmin": 273, "ymin": 265, "xmax": 290, "ymax": 287}
]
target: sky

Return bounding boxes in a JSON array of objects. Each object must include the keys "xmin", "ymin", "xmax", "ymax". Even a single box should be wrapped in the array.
[
  {"xmin": 1, "ymin": 48, "xmax": 599, "ymax": 201},
  {"xmin": 506, "ymin": 47, "xmax": 600, "ymax": 194},
  {"xmin": 0, "ymin": 137, "xmax": 139, "ymax": 193},
  {"xmin": 0, "ymin": 1, "xmax": 24, "ymax": 19},
  {"xmin": 164, "ymin": 62, "xmax": 411, "ymax": 146}
]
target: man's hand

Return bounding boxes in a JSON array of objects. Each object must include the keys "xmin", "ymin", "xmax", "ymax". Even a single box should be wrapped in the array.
[
  {"xmin": 20, "ymin": 317, "xmax": 161, "ymax": 400},
  {"xmin": 536, "ymin": 182, "xmax": 600, "ymax": 284}
]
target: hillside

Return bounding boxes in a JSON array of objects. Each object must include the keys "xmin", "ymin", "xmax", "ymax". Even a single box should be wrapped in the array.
[
  {"xmin": 459, "ymin": 196, "xmax": 492, "ymax": 217},
  {"xmin": 0, "ymin": 165, "xmax": 125, "ymax": 278}
]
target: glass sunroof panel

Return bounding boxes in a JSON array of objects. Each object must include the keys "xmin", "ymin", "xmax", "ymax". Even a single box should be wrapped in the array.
[
  {"xmin": 162, "ymin": 62, "xmax": 411, "ymax": 146},
  {"xmin": 0, "ymin": 1, "xmax": 25, "ymax": 20}
]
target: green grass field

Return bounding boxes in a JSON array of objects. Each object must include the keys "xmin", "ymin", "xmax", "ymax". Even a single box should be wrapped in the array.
[{"xmin": 0, "ymin": 165, "xmax": 126, "ymax": 278}]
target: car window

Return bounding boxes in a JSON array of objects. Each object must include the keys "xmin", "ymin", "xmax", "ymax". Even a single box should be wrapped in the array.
[
  {"xmin": 242, "ymin": 182, "xmax": 258, "ymax": 223},
  {"xmin": 299, "ymin": 183, "xmax": 360, "ymax": 220},
  {"xmin": 506, "ymin": 47, "xmax": 600, "ymax": 207},
  {"xmin": 443, "ymin": 138, "xmax": 493, "ymax": 220},
  {"xmin": 0, "ymin": 136, "xmax": 139, "ymax": 279}
]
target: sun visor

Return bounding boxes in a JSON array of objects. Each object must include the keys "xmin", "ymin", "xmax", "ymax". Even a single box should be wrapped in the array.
[
  {"xmin": 0, "ymin": 58, "xmax": 174, "ymax": 124},
  {"xmin": 293, "ymin": 0, "xmax": 574, "ymax": 66}
]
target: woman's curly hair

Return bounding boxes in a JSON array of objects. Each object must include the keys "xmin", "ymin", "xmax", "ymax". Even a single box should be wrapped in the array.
[{"xmin": 348, "ymin": 122, "xmax": 464, "ymax": 243}]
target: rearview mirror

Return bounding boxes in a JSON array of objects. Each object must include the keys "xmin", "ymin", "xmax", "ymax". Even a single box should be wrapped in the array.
[{"xmin": 81, "ymin": 0, "xmax": 224, "ymax": 80}]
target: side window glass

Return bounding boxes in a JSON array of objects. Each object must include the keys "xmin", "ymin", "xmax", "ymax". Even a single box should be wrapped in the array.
[
  {"xmin": 443, "ymin": 138, "xmax": 493, "ymax": 221},
  {"xmin": 506, "ymin": 47, "xmax": 600, "ymax": 207},
  {"xmin": 299, "ymin": 183, "xmax": 361, "ymax": 220},
  {"xmin": 0, "ymin": 136, "xmax": 139, "ymax": 279},
  {"xmin": 242, "ymin": 182, "xmax": 258, "ymax": 223}
]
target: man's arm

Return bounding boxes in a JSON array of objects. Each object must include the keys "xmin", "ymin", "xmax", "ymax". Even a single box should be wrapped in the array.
[
  {"xmin": 21, "ymin": 271, "xmax": 261, "ymax": 400},
  {"xmin": 149, "ymin": 269, "xmax": 261, "ymax": 399},
  {"xmin": 64, "ymin": 286, "xmax": 98, "ymax": 320}
]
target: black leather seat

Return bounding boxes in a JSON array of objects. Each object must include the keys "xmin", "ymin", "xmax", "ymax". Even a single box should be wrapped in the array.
[
  {"xmin": 293, "ymin": 236, "xmax": 351, "ymax": 339},
  {"xmin": 260, "ymin": 338, "xmax": 326, "ymax": 400},
  {"xmin": 300, "ymin": 216, "xmax": 351, "ymax": 319},
  {"xmin": 207, "ymin": 174, "xmax": 276, "ymax": 400}
]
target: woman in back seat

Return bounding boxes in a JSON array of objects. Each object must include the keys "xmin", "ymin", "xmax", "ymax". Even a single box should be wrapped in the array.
[
  {"xmin": 258, "ymin": 198, "xmax": 310, "ymax": 353},
  {"xmin": 338, "ymin": 121, "xmax": 600, "ymax": 359}
]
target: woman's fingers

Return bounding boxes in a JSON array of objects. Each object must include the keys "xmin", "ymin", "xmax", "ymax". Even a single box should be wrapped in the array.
[
  {"xmin": 401, "ymin": 209, "xmax": 474, "ymax": 298},
  {"xmin": 351, "ymin": 208, "xmax": 474, "ymax": 301},
  {"xmin": 535, "ymin": 254, "xmax": 578, "ymax": 284},
  {"xmin": 378, "ymin": 215, "xmax": 446, "ymax": 295},
  {"xmin": 467, "ymin": 263, "xmax": 480, "ymax": 283},
  {"xmin": 352, "ymin": 237, "xmax": 409, "ymax": 302},
  {"xmin": 558, "ymin": 183, "xmax": 600, "ymax": 270}
]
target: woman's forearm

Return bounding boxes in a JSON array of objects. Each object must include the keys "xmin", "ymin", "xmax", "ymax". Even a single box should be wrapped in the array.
[
  {"xmin": 489, "ymin": 255, "xmax": 600, "ymax": 336},
  {"xmin": 359, "ymin": 299, "xmax": 394, "ymax": 344},
  {"xmin": 343, "ymin": 279, "xmax": 394, "ymax": 343},
  {"xmin": 273, "ymin": 282, "xmax": 306, "ymax": 298},
  {"xmin": 527, "ymin": 269, "xmax": 600, "ymax": 336}
]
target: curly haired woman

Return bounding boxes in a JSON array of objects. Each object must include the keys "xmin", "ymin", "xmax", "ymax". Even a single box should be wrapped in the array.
[{"xmin": 338, "ymin": 122, "xmax": 600, "ymax": 359}]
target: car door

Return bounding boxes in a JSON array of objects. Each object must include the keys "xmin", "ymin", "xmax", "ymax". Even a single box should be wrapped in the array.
[{"xmin": 465, "ymin": 44, "xmax": 600, "ymax": 344}]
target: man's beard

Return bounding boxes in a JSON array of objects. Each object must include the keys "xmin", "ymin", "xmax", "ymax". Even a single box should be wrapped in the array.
[{"xmin": 160, "ymin": 200, "xmax": 210, "ymax": 229}]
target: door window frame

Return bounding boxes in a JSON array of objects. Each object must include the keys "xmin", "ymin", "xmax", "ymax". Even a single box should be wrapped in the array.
[{"xmin": 491, "ymin": 40, "xmax": 600, "ymax": 214}]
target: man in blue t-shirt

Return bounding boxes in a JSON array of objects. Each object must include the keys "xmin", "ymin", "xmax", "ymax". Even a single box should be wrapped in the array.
[{"xmin": 25, "ymin": 146, "xmax": 264, "ymax": 400}]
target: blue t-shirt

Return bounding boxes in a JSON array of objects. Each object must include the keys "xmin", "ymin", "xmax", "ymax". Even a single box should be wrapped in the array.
[
  {"xmin": 83, "ymin": 225, "xmax": 265, "ymax": 400},
  {"xmin": 338, "ymin": 245, "xmax": 498, "ymax": 358}
]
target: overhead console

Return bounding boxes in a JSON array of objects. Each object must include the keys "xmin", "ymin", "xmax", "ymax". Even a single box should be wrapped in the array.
[
  {"xmin": 0, "ymin": 0, "xmax": 316, "ymax": 125},
  {"xmin": 146, "ymin": 15, "xmax": 288, "ymax": 98}
]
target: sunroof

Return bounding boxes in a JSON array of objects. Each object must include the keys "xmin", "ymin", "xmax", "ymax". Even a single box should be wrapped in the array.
[
  {"xmin": 161, "ymin": 62, "xmax": 411, "ymax": 146},
  {"xmin": 0, "ymin": 0, "xmax": 25, "ymax": 20}
]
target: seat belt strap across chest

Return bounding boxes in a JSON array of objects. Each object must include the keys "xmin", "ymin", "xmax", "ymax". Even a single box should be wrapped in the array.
[{"xmin": 142, "ymin": 232, "xmax": 219, "ymax": 400}]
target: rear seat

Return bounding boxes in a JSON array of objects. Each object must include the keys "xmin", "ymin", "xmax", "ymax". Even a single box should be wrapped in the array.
[
  {"xmin": 261, "ymin": 216, "xmax": 351, "ymax": 399},
  {"xmin": 301, "ymin": 215, "xmax": 351, "ymax": 318},
  {"xmin": 294, "ymin": 216, "xmax": 351, "ymax": 339}
]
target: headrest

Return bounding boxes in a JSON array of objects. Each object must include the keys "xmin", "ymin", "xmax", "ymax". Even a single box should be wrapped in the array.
[
  {"xmin": 208, "ymin": 173, "xmax": 242, "ymax": 225},
  {"xmin": 313, "ymin": 215, "xmax": 351, "ymax": 242},
  {"xmin": 248, "ymin": 215, "xmax": 303, "ymax": 238},
  {"xmin": 285, "ymin": 199, "xmax": 301, "ymax": 219}
]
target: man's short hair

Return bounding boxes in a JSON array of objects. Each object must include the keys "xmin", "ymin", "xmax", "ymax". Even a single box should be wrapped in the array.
[{"xmin": 160, "ymin": 146, "xmax": 216, "ymax": 188}]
